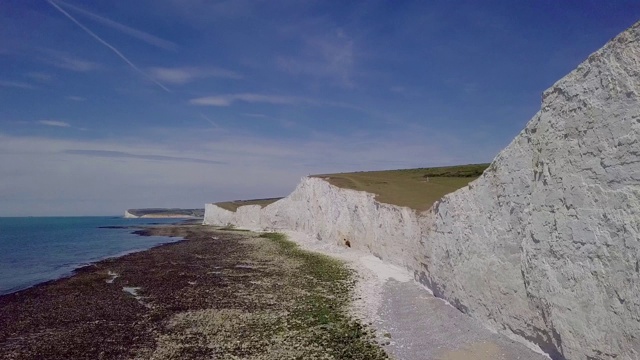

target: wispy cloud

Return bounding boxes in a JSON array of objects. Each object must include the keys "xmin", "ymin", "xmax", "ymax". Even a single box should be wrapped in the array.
[
  {"xmin": 149, "ymin": 66, "xmax": 242, "ymax": 85},
  {"xmin": 199, "ymin": 113, "xmax": 220, "ymax": 128},
  {"xmin": 160, "ymin": 0, "xmax": 255, "ymax": 24},
  {"xmin": 64, "ymin": 149, "xmax": 226, "ymax": 165},
  {"xmin": 0, "ymin": 122, "xmax": 496, "ymax": 216},
  {"xmin": 46, "ymin": 0, "xmax": 170, "ymax": 92},
  {"xmin": 40, "ymin": 49, "xmax": 100, "ymax": 72},
  {"xmin": 277, "ymin": 29, "xmax": 355, "ymax": 88},
  {"xmin": 26, "ymin": 72, "xmax": 54, "ymax": 82},
  {"xmin": 56, "ymin": 1, "xmax": 178, "ymax": 51},
  {"xmin": 55, "ymin": 56, "xmax": 98, "ymax": 72},
  {"xmin": 0, "ymin": 80, "xmax": 36, "ymax": 90},
  {"xmin": 189, "ymin": 94, "xmax": 371, "ymax": 118},
  {"xmin": 66, "ymin": 95, "xmax": 85, "ymax": 101},
  {"xmin": 242, "ymin": 113, "xmax": 269, "ymax": 118},
  {"xmin": 0, "ymin": 133, "xmax": 238, "ymax": 215},
  {"xmin": 39, "ymin": 120, "xmax": 71, "ymax": 127},
  {"xmin": 190, "ymin": 93, "xmax": 296, "ymax": 107}
]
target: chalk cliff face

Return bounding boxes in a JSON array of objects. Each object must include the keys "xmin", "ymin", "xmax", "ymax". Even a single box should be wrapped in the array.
[
  {"xmin": 205, "ymin": 179, "xmax": 423, "ymax": 270},
  {"xmin": 420, "ymin": 23, "xmax": 640, "ymax": 359},
  {"xmin": 204, "ymin": 21, "xmax": 640, "ymax": 359}
]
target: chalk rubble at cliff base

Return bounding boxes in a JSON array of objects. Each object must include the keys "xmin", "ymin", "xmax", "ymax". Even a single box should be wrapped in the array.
[
  {"xmin": 282, "ymin": 230, "xmax": 550, "ymax": 360},
  {"xmin": 204, "ymin": 21, "xmax": 640, "ymax": 360}
]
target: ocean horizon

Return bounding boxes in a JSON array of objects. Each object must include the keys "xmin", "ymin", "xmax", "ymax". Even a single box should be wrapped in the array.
[{"xmin": 0, "ymin": 216, "xmax": 184, "ymax": 295}]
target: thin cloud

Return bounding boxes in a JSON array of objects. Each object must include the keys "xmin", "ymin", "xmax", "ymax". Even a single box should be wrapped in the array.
[
  {"xmin": 242, "ymin": 113, "xmax": 269, "ymax": 118},
  {"xmin": 0, "ymin": 81, "xmax": 36, "ymax": 90},
  {"xmin": 64, "ymin": 149, "xmax": 226, "ymax": 165},
  {"xmin": 190, "ymin": 94, "xmax": 371, "ymax": 117},
  {"xmin": 56, "ymin": 1, "xmax": 177, "ymax": 51},
  {"xmin": 190, "ymin": 96, "xmax": 233, "ymax": 106},
  {"xmin": 149, "ymin": 66, "xmax": 242, "ymax": 84},
  {"xmin": 199, "ymin": 113, "xmax": 220, "ymax": 128},
  {"xmin": 46, "ymin": 0, "xmax": 170, "ymax": 92},
  {"xmin": 190, "ymin": 93, "xmax": 296, "ymax": 107},
  {"xmin": 277, "ymin": 29, "xmax": 355, "ymax": 88},
  {"xmin": 26, "ymin": 72, "xmax": 54, "ymax": 82},
  {"xmin": 0, "ymin": 120, "xmax": 497, "ymax": 216},
  {"xmin": 40, "ymin": 49, "xmax": 100, "ymax": 72},
  {"xmin": 160, "ymin": 0, "xmax": 255, "ymax": 24},
  {"xmin": 66, "ymin": 95, "xmax": 85, "ymax": 101},
  {"xmin": 39, "ymin": 120, "xmax": 71, "ymax": 127},
  {"xmin": 54, "ymin": 56, "xmax": 98, "ymax": 72}
]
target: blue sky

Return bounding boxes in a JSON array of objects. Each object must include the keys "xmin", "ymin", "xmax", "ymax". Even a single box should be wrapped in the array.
[{"xmin": 0, "ymin": 0, "xmax": 638, "ymax": 216}]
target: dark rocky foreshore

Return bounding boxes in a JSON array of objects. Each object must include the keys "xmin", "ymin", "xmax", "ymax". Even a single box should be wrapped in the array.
[{"xmin": 0, "ymin": 224, "xmax": 386, "ymax": 360}]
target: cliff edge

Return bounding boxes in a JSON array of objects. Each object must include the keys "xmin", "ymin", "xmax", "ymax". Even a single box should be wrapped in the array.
[{"xmin": 204, "ymin": 21, "xmax": 640, "ymax": 359}]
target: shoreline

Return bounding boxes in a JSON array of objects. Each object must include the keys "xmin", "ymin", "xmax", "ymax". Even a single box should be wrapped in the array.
[
  {"xmin": 0, "ymin": 223, "xmax": 387, "ymax": 359},
  {"xmin": 1, "ymin": 222, "xmax": 550, "ymax": 360},
  {"xmin": 0, "ymin": 222, "xmax": 186, "ymax": 297},
  {"xmin": 0, "ymin": 222, "xmax": 194, "ymax": 298}
]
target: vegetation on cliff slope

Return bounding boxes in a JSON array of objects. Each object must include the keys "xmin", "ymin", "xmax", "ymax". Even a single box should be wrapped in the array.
[
  {"xmin": 313, "ymin": 163, "xmax": 490, "ymax": 211},
  {"xmin": 215, "ymin": 197, "xmax": 283, "ymax": 212}
]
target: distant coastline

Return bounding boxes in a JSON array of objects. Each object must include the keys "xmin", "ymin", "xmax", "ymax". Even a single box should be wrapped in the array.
[{"xmin": 124, "ymin": 208, "xmax": 204, "ymax": 219}]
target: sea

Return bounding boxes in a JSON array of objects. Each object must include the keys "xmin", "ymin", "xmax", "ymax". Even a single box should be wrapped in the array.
[{"xmin": 0, "ymin": 216, "xmax": 185, "ymax": 295}]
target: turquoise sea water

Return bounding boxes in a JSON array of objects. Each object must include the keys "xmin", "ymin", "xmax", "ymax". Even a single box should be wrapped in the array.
[{"xmin": 0, "ymin": 216, "xmax": 183, "ymax": 295}]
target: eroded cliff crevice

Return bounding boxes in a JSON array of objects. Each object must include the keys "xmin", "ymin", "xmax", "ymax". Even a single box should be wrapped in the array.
[{"xmin": 204, "ymin": 21, "xmax": 640, "ymax": 360}]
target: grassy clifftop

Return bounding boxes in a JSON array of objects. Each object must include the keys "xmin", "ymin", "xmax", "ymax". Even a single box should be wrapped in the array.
[
  {"xmin": 214, "ymin": 164, "xmax": 489, "ymax": 213},
  {"xmin": 215, "ymin": 198, "xmax": 283, "ymax": 212},
  {"xmin": 312, "ymin": 163, "xmax": 489, "ymax": 211}
]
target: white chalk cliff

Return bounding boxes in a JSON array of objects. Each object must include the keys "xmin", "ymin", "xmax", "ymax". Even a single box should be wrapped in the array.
[
  {"xmin": 204, "ymin": 22, "xmax": 640, "ymax": 360},
  {"xmin": 124, "ymin": 210, "xmax": 139, "ymax": 218}
]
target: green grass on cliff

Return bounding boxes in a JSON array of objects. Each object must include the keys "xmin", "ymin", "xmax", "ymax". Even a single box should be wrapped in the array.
[
  {"xmin": 312, "ymin": 163, "xmax": 489, "ymax": 211},
  {"xmin": 215, "ymin": 197, "xmax": 283, "ymax": 212}
]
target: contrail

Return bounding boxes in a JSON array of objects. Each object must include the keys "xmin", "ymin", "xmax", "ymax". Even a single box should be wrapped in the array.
[
  {"xmin": 46, "ymin": 0, "xmax": 170, "ymax": 92},
  {"xmin": 55, "ymin": 0, "xmax": 177, "ymax": 51},
  {"xmin": 200, "ymin": 113, "xmax": 220, "ymax": 128}
]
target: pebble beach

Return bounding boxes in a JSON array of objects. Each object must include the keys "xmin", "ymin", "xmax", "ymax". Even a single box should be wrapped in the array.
[{"xmin": 1, "ymin": 223, "xmax": 549, "ymax": 359}]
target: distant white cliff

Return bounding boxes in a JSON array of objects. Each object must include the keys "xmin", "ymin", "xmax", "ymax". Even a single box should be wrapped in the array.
[
  {"xmin": 204, "ymin": 21, "xmax": 640, "ymax": 360},
  {"xmin": 124, "ymin": 210, "xmax": 139, "ymax": 218},
  {"xmin": 124, "ymin": 208, "xmax": 204, "ymax": 219}
]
